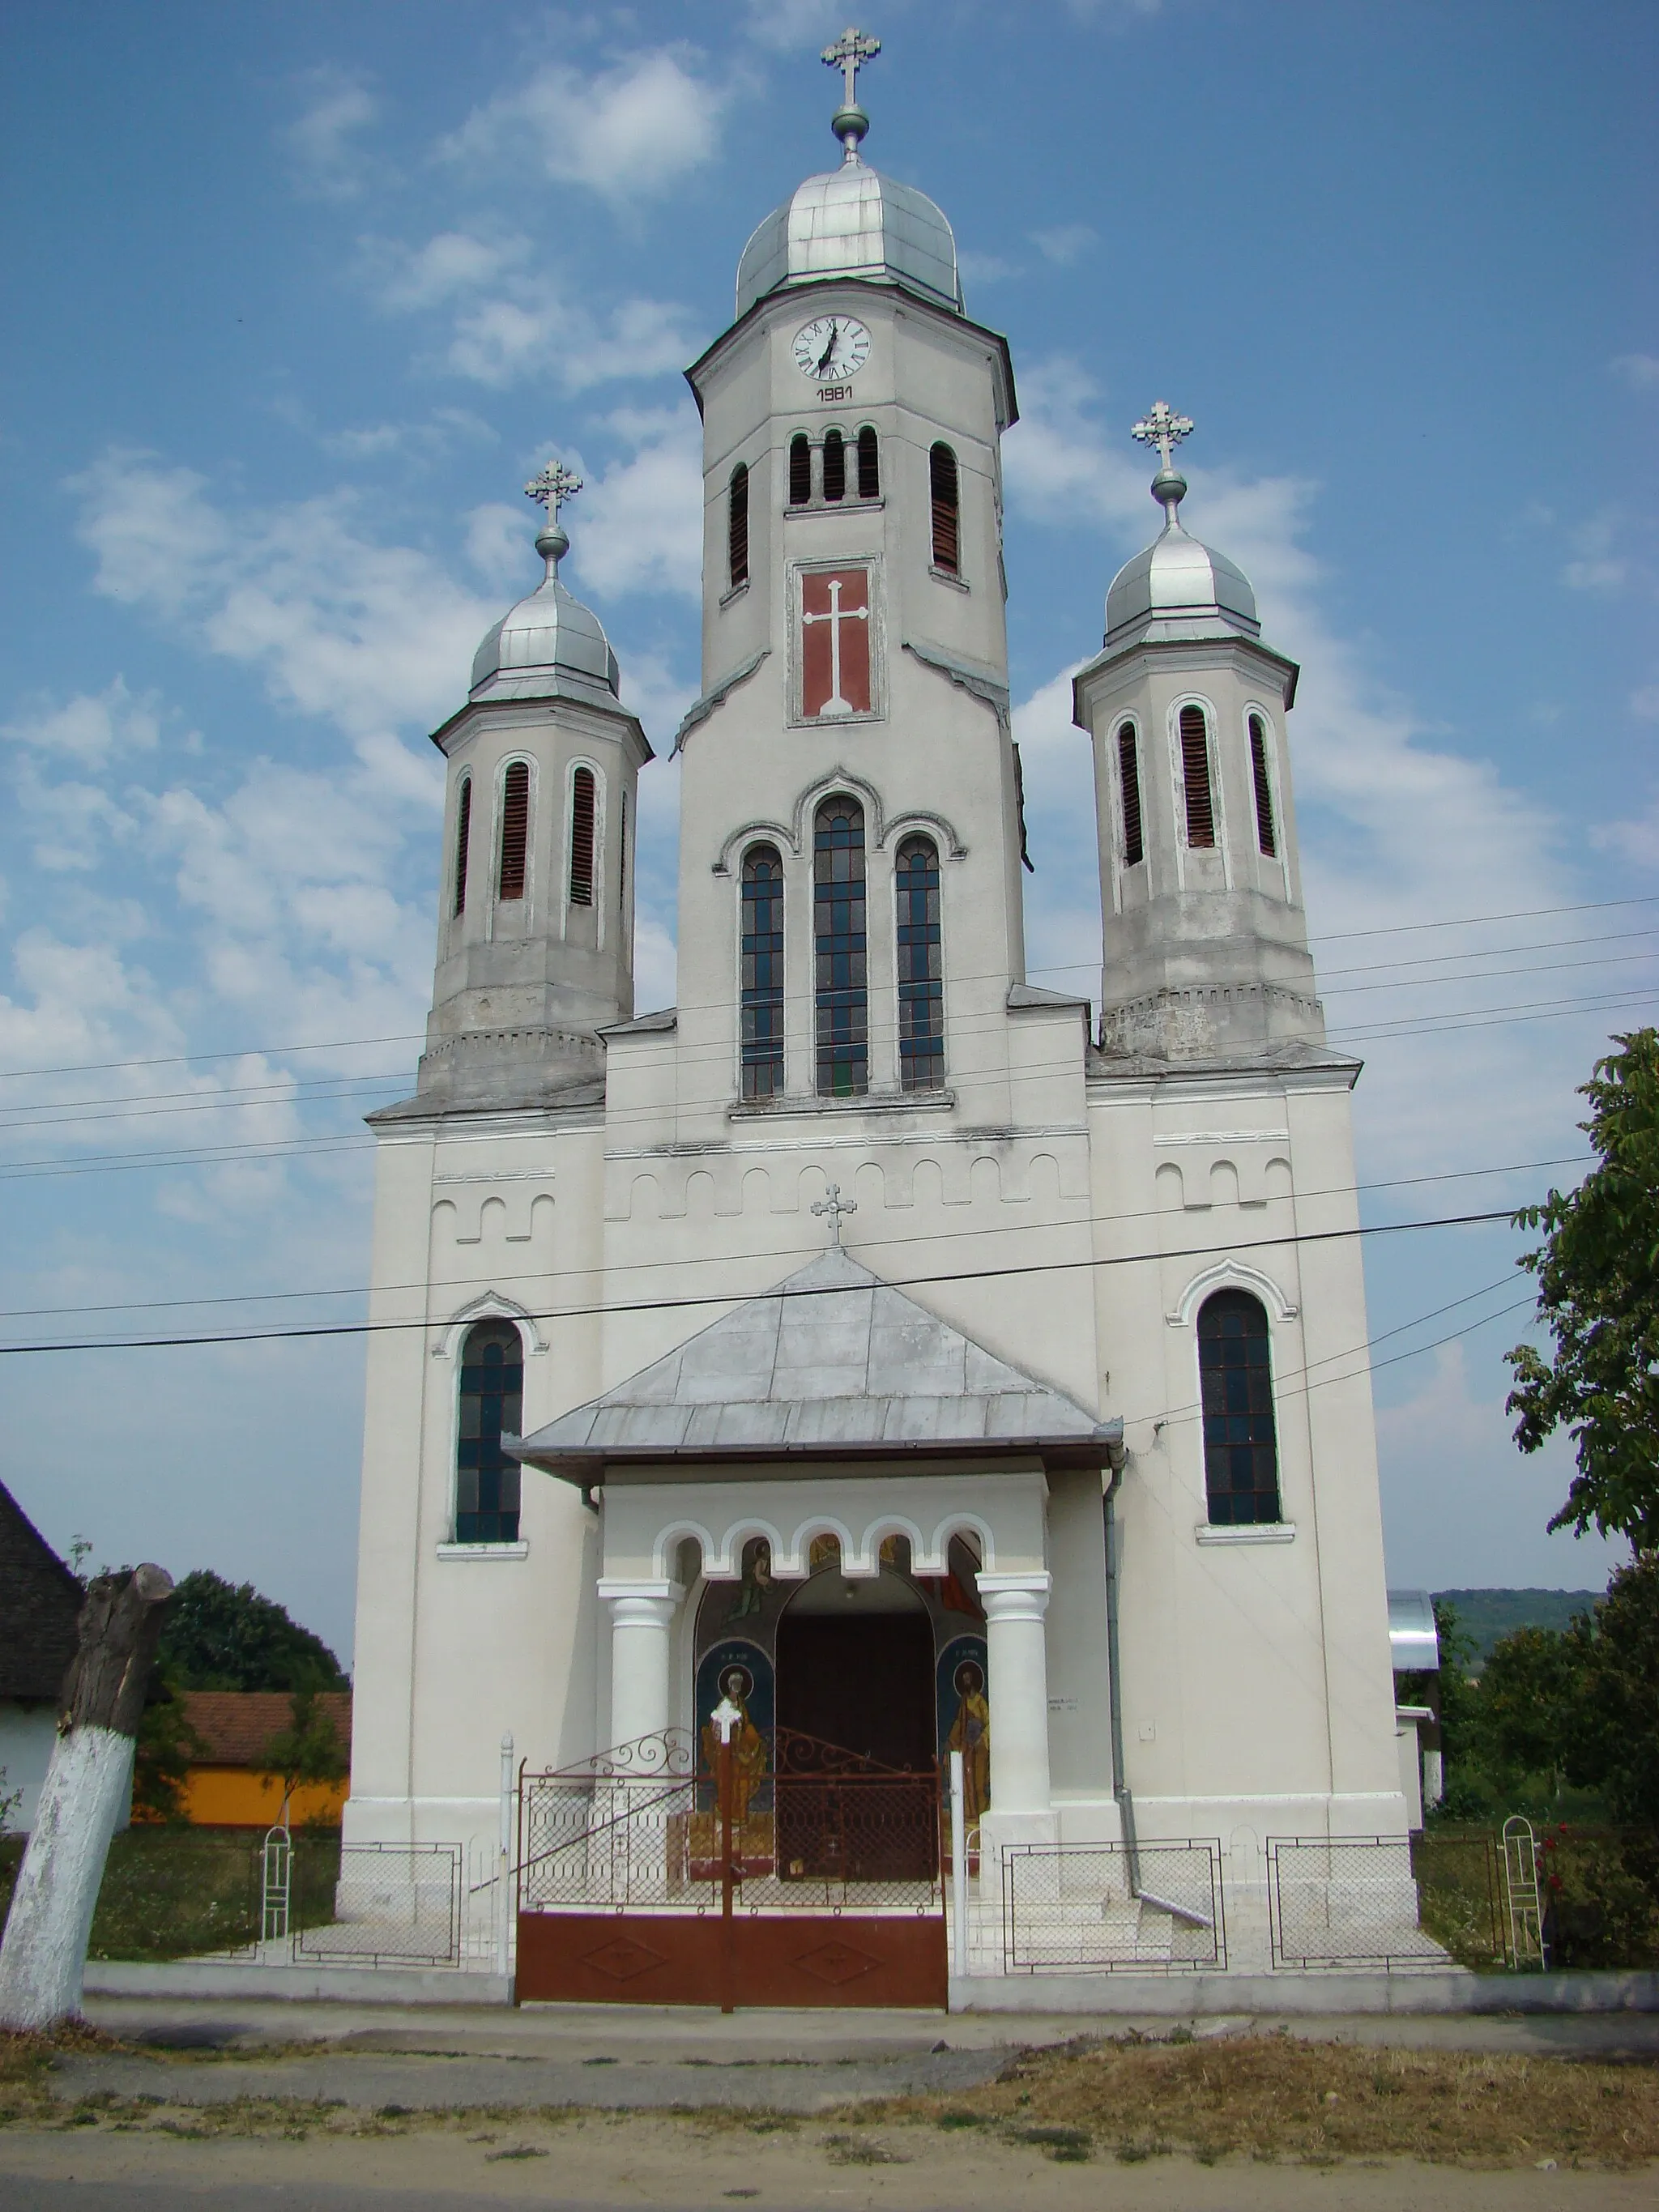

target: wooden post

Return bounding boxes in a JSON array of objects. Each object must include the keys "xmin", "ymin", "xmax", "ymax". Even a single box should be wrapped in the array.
[
  {"xmin": 0, "ymin": 1565, "xmax": 174, "ymax": 2031},
  {"xmin": 718, "ymin": 1730, "xmax": 735, "ymax": 2015}
]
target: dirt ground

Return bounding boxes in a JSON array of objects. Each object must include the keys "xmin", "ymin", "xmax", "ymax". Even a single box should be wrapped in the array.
[{"xmin": 2, "ymin": 2024, "xmax": 1656, "ymax": 2208}]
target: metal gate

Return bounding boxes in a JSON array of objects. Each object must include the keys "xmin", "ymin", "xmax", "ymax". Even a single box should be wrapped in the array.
[{"xmin": 514, "ymin": 1729, "xmax": 946, "ymax": 2009}]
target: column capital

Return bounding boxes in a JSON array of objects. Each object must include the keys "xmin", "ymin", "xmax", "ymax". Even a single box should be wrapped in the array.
[
  {"xmin": 598, "ymin": 1579, "xmax": 684, "ymax": 1626},
  {"xmin": 976, "ymin": 1571, "xmax": 1051, "ymax": 1623}
]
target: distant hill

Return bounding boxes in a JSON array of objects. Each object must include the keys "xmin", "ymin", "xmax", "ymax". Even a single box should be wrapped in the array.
[{"xmin": 1434, "ymin": 1587, "xmax": 1603, "ymax": 1664}]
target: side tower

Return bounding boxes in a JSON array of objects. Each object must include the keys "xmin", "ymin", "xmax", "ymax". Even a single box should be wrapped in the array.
[
  {"xmin": 1076, "ymin": 411, "xmax": 1406, "ymax": 1880},
  {"xmin": 346, "ymin": 477, "xmax": 650, "ymax": 1853},
  {"xmin": 419, "ymin": 469, "xmax": 650, "ymax": 1110}
]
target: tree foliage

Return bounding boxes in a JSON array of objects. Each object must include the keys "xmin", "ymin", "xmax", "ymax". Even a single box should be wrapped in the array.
[
  {"xmin": 1506, "ymin": 1029, "xmax": 1659, "ymax": 1550},
  {"xmin": 262, "ymin": 1685, "xmax": 349, "ymax": 1826},
  {"xmin": 156, "ymin": 1569, "xmax": 347, "ymax": 1694}
]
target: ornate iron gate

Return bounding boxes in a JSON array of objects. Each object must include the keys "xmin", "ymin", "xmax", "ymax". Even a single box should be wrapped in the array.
[{"xmin": 514, "ymin": 1729, "xmax": 946, "ymax": 2008}]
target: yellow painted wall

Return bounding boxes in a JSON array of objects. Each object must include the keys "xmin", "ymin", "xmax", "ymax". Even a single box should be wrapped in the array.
[{"xmin": 180, "ymin": 1766, "xmax": 348, "ymax": 1828}]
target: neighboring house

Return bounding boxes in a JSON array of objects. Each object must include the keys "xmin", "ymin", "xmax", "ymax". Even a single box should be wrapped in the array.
[
  {"xmin": 1388, "ymin": 1588, "xmax": 1443, "ymax": 1829},
  {"xmin": 0, "ymin": 1480, "xmax": 83, "ymax": 1834},
  {"xmin": 175, "ymin": 1693, "xmax": 352, "ymax": 1826}
]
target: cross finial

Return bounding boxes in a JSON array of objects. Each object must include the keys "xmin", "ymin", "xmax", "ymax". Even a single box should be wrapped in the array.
[
  {"xmin": 821, "ymin": 25, "xmax": 880, "ymax": 159},
  {"xmin": 523, "ymin": 459, "xmax": 582, "ymax": 578},
  {"xmin": 1130, "ymin": 401, "xmax": 1194, "ymax": 525},
  {"xmin": 812, "ymin": 1182, "xmax": 858, "ymax": 1247}
]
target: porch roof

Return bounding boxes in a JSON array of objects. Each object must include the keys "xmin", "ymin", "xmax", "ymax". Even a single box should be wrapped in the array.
[{"xmin": 509, "ymin": 1247, "xmax": 1121, "ymax": 1481}]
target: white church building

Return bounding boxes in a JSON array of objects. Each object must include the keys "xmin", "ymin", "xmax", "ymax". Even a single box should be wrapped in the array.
[{"xmin": 344, "ymin": 38, "xmax": 1408, "ymax": 1960}]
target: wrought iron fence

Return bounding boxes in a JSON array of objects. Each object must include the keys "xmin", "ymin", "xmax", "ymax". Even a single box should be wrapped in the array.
[
  {"xmin": 1267, "ymin": 1835, "xmax": 1449, "ymax": 1969},
  {"xmin": 518, "ymin": 1728, "xmax": 943, "ymax": 1917},
  {"xmin": 1002, "ymin": 1840, "xmax": 1226, "ymax": 1974},
  {"xmin": 293, "ymin": 1839, "xmax": 463, "ymax": 1967}
]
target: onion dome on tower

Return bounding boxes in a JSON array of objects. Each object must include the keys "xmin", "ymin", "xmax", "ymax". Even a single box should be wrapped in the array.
[{"xmin": 734, "ymin": 26, "xmax": 963, "ymax": 319}]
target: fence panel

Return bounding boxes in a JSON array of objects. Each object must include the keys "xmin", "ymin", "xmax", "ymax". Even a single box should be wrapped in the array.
[
  {"xmin": 294, "ymin": 1840, "xmax": 463, "ymax": 1967},
  {"xmin": 1267, "ymin": 1835, "xmax": 1448, "ymax": 1969},
  {"xmin": 1003, "ymin": 1841, "xmax": 1226, "ymax": 1974}
]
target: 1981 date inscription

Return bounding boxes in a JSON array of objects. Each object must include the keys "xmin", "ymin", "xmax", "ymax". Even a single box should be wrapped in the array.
[{"xmin": 817, "ymin": 384, "xmax": 852, "ymax": 403}]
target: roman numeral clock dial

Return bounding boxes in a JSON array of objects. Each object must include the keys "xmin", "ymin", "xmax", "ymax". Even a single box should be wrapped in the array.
[{"xmin": 793, "ymin": 315, "xmax": 871, "ymax": 384}]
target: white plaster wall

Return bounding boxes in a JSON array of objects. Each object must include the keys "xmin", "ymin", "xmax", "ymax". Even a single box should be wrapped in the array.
[{"xmin": 0, "ymin": 1703, "xmax": 61, "ymax": 1835}]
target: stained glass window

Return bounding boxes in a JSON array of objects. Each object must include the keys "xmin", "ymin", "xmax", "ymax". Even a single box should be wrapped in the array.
[
  {"xmin": 1198, "ymin": 1290, "xmax": 1281, "ymax": 1524},
  {"xmin": 896, "ymin": 836, "xmax": 943, "ymax": 1091},
  {"xmin": 740, "ymin": 844, "xmax": 784, "ymax": 1101},
  {"xmin": 814, "ymin": 799, "xmax": 868, "ymax": 1097},
  {"xmin": 456, "ymin": 1320, "xmax": 522, "ymax": 1544}
]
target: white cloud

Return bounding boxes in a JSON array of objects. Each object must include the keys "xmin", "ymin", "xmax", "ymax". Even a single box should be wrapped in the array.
[
  {"xmin": 1610, "ymin": 352, "xmax": 1659, "ymax": 392},
  {"xmin": 958, "ymin": 249, "xmax": 1019, "ymax": 285},
  {"xmin": 1560, "ymin": 509, "xmax": 1628, "ymax": 592},
  {"xmin": 68, "ymin": 452, "xmax": 498, "ymax": 742},
  {"xmin": 570, "ymin": 409, "xmax": 704, "ymax": 603},
  {"xmin": 282, "ymin": 68, "xmax": 381, "ymax": 202},
  {"xmin": 1031, "ymin": 224, "xmax": 1097, "ymax": 266},
  {"xmin": 1630, "ymin": 684, "xmax": 1659, "ymax": 721},
  {"xmin": 442, "ymin": 49, "xmax": 727, "ymax": 204},
  {"xmin": 742, "ymin": 0, "xmax": 869, "ymax": 49},
  {"xmin": 2, "ymin": 677, "xmax": 163, "ymax": 768},
  {"xmin": 368, "ymin": 231, "xmax": 531, "ymax": 313},
  {"xmin": 463, "ymin": 501, "xmax": 535, "ymax": 591}
]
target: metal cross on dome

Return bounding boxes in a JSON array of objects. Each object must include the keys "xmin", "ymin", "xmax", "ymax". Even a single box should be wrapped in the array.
[
  {"xmin": 1130, "ymin": 401, "xmax": 1195, "ymax": 473},
  {"xmin": 524, "ymin": 459, "xmax": 582, "ymax": 526},
  {"xmin": 812, "ymin": 1183, "xmax": 858, "ymax": 1247},
  {"xmin": 822, "ymin": 25, "xmax": 881, "ymax": 108}
]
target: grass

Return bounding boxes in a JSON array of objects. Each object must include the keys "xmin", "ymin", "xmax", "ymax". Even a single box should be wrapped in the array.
[{"xmin": 0, "ymin": 1826, "xmax": 343, "ymax": 1963}]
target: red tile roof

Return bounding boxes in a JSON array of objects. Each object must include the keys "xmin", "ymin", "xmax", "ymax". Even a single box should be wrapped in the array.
[{"xmin": 181, "ymin": 1690, "xmax": 352, "ymax": 1768}]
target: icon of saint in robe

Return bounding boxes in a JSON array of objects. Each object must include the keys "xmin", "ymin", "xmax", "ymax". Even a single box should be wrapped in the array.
[
  {"xmin": 702, "ymin": 1665, "xmax": 769, "ymax": 1825},
  {"xmin": 945, "ymin": 1660, "xmax": 990, "ymax": 1825},
  {"xmin": 727, "ymin": 1538, "xmax": 773, "ymax": 1622}
]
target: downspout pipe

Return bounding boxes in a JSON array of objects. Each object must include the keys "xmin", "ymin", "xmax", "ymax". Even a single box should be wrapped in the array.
[{"xmin": 1102, "ymin": 1447, "xmax": 1140, "ymax": 1888}]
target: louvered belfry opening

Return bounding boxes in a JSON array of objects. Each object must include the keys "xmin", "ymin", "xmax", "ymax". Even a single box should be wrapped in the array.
[
  {"xmin": 497, "ymin": 761, "xmax": 530, "ymax": 901},
  {"xmin": 1116, "ymin": 724, "xmax": 1144, "ymax": 868},
  {"xmin": 452, "ymin": 776, "xmax": 472, "ymax": 916},
  {"xmin": 857, "ymin": 424, "xmax": 880, "ymax": 499},
  {"xmin": 727, "ymin": 462, "xmax": 749, "ymax": 589},
  {"xmin": 1179, "ymin": 705, "xmax": 1216, "ymax": 848},
  {"xmin": 895, "ymin": 836, "xmax": 944, "ymax": 1091},
  {"xmin": 740, "ymin": 843, "xmax": 785, "ymax": 1101},
  {"xmin": 1248, "ymin": 713, "xmax": 1277, "ymax": 857},
  {"xmin": 813, "ymin": 797, "xmax": 868, "ymax": 1098},
  {"xmin": 929, "ymin": 442, "xmax": 960, "ymax": 573},
  {"xmin": 788, "ymin": 433, "xmax": 812, "ymax": 507},
  {"xmin": 822, "ymin": 428, "xmax": 846, "ymax": 503},
  {"xmin": 569, "ymin": 765, "xmax": 596, "ymax": 906}
]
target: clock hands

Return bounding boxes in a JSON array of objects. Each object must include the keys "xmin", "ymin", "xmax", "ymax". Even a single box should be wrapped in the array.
[{"xmin": 815, "ymin": 320, "xmax": 839, "ymax": 377}]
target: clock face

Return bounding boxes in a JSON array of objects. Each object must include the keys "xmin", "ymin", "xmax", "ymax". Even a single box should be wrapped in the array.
[{"xmin": 793, "ymin": 315, "xmax": 871, "ymax": 383}]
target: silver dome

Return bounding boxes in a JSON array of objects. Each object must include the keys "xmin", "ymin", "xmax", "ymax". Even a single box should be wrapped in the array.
[
  {"xmin": 736, "ymin": 157, "xmax": 962, "ymax": 321},
  {"xmin": 1104, "ymin": 513, "xmax": 1260, "ymax": 652},
  {"xmin": 470, "ymin": 573, "xmax": 621, "ymax": 705}
]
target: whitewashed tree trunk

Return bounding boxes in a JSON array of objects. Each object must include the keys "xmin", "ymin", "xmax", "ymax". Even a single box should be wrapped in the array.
[
  {"xmin": 0, "ymin": 1562, "xmax": 173, "ymax": 2031},
  {"xmin": 0, "ymin": 1728, "xmax": 135, "ymax": 2029}
]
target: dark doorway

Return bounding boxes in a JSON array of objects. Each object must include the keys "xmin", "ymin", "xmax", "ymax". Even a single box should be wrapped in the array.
[{"xmin": 776, "ymin": 1586, "xmax": 935, "ymax": 1771}]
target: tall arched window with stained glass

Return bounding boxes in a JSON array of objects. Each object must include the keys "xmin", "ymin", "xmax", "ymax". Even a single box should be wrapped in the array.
[
  {"xmin": 1197, "ymin": 1289, "xmax": 1282, "ymax": 1525},
  {"xmin": 895, "ymin": 835, "xmax": 943, "ymax": 1091},
  {"xmin": 455, "ymin": 1320, "xmax": 523, "ymax": 1543},
  {"xmin": 740, "ymin": 843, "xmax": 785, "ymax": 1101},
  {"xmin": 813, "ymin": 798, "xmax": 868, "ymax": 1097}
]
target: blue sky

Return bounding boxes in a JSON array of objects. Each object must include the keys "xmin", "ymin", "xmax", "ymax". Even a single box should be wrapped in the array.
[{"xmin": 1, "ymin": 1, "xmax": 1653, "ymax": 1660}]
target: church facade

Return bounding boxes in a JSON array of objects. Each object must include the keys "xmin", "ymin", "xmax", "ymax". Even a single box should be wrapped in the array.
[{"xmin": 345, "ymin": 55, "xmax": 1407, "ymax": 1903}]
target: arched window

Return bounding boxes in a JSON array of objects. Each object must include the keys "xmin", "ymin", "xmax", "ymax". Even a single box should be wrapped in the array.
[
  {"xmin": 895, "ymin": 836, "xmax": 943, "ymax": 1091},
  {"xmin": 740, "ymin": 844, "xmax": 785, "ymax": 1101},
  {"xmin": 727, "ymin": 462, "xmax": 749, "ymax": 589},
  {"xmin": 1198, "ymin": 1289, "xmax": 1281, "ymax": 1525},
  {"xmin": 452, "ymin": 776, "xmax": 472, "ymax": 916},
  {"xmin": 788, "ymin": 433, "xmax": 812, "ymax": 507},
  {"xmin": 569, "ymin": 765, "xmax": 596, "ymax": 906},
  {"xmin": 814, "ymin": 798, "xmax": 868, "ymax": 1097},
  {"xmin": 1248, "ymin": 713, "xmax": 1277, "ymax": 858},
  {"xmin": 456, "ymin": 1320, "xmax": 522, "ymax": 1544},
  {"xmin": 498, "ymin": 761, "xmax": 530, "ymax": 901},
  {"xmin": 1116, "ymin": 723, "xmax": 1144, "ymax": 868},
  {"xmin": 822, "ymin": 428, "xmax": 846, "ymax": 503},
  {"xmin": 857, "ymin": 424, "xmax": 880, "ymax": 500},
  {"xmin": 1178, "ymin": 705, "xmax": 1215, "ymax": 849},
  {"xmin": 929, "ymin": 442, "xmax": 960, "ymax": 573}
]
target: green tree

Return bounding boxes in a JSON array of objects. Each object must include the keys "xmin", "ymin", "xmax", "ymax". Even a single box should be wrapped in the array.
[
  {"xmin": 156, "ymin": 1570, "xmax": 348, "ymax": 1694},
  {"xmin": 1576, "ymin": 1554, "xmax": 1659, "ymax": 1833},
  {"xmin": 1474, "ymin": 1617, "xmax": 1594, "ymax": 1796},
  {"xmin": 130, "ymin": 1667, "xmax": 207, "ymax": 1823},
  {"xmin": 1506, "ymin": 1029, "xmax": 1659, "ymax": 1550},
  {"xmin": 262, "ymin": 1685, "xmax": 349, "ymax": 1828}
]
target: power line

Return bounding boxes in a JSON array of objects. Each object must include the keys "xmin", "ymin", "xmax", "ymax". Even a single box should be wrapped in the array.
[{"xmin": 0, "ymin": 1203, "xmax": 1525, "ymax": 1356}]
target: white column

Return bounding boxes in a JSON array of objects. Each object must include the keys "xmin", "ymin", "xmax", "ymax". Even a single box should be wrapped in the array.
[
  {"xmin": 598, "ymin": 1579, "xmax": 683, "ymax": 1750},
  {"xmin": 978, "ymin": 1572, "xmax": 1053, "ymax": 1818}
]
